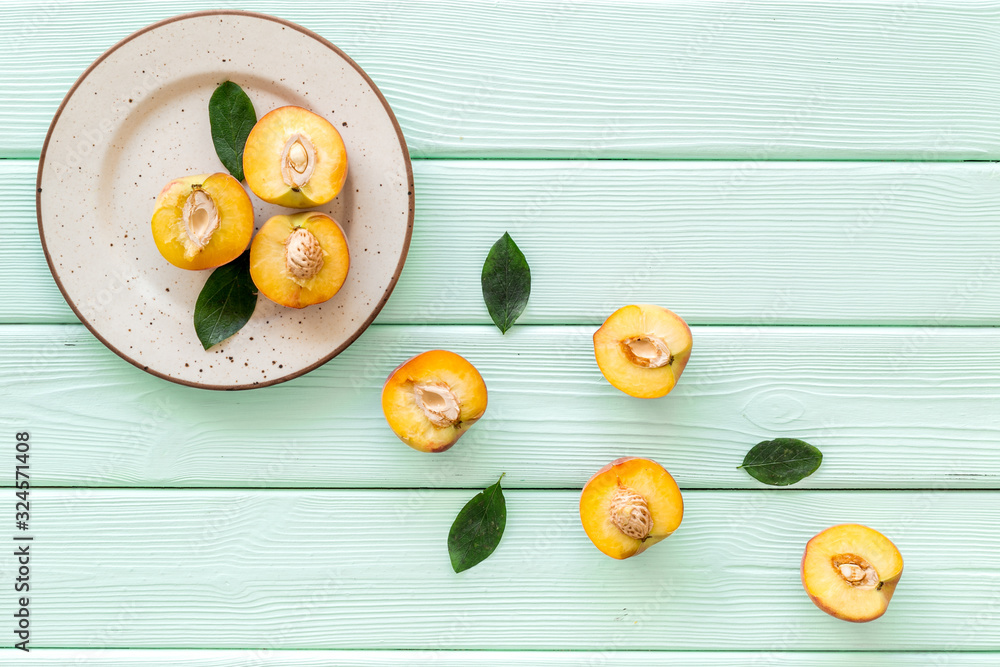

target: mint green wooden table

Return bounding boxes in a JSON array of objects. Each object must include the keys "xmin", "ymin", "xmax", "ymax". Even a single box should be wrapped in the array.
[{"xmin": 3, "ymin": 1, "xmax": 1000, "ymax": 664}]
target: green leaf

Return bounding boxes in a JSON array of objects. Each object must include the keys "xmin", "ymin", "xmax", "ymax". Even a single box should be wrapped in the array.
[
  {"xmin": 448, "ymin": 474, "xmax": 507, "ymax": 573},
  {"xmin": 193, "ymin": 251, "xmax": 258, "ymax": 350},
  {"xmin": 481, "ymin": 232, "xmax": 530, "ymax": 334},
  {"xmin": 738, "ymin": 438, "xmax": 823, "ymax": 486},
  {"xmin": 209, "ymin": 81, "xmax": 256, "ymax": 181}
]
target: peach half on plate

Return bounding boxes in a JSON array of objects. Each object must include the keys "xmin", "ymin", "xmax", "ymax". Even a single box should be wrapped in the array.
[
  {"xmin": 801, "ymin": 523, "xmax": 904, "ymax": 622},
  {"xmin": 382, "ymin": 350, "xmax": 488, "ymax": 453},
  {"xmin": 243, "ymin": 105, "xmax": 348, "ymax": 208},
  {"xmin": 249, "ymin": 212, "xmax": 350, "ymax": 309},
  {"xmin": 151, "ymin": 173, "xmax": 254, "ymax": 270},
  {"xmin": 580, "ymin": 457, "xmax": 684, "ymax": 559},
  {"xmin": 593, "ymin": 304, "xmax": 693, "ymax": 398}
]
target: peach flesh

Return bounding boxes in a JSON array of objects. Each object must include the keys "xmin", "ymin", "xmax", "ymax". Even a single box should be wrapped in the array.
[
  {"xmin": 579, "ymin": 457, "xmax": 683, "ymax": 559},
  {"xmin": 243, "ymin": 106, "xmax": 348, "ymax": 208},
  {"xmin": 594, "ymin": 305, "xmax": 693, "ymax": 398},
  {"xmin": 381, "ymin": 350, "xmax": 488, "ymax": 453},
  {"xmin": 801, "ymin": 523, "xmax": 903, "ymax": 622},
  {"xmin": 150, "ymin": 173, "xmax": 253, "ymax": 271},
  {"xmin": 249, "ymin": 212, "xmax": 349, "ymax": 309}
]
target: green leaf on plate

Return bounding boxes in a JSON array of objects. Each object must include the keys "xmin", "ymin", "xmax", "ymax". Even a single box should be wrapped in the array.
[
  {"xmin": 448, "ymin": 473, "xmax": 507, "ymax": 573},
  {"xmin": 209, "ymin": 81, "xmax": 256, "ymax": 182},
  {"xmin": 738, "ymin": 438, "xmax": 823, "ymax": 486},
  {"xmin": 481, "ymin": 232, "xmax": 530, "ymax": 334},
  {"xmin": 193, "ymin": 250, "xmax": 258, "ymax": 350}
]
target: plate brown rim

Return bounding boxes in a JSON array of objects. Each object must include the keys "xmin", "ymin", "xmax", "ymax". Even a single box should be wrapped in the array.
[{"xmin": 36, "ymin": 9, "xmax": 415, "ymax": 391}]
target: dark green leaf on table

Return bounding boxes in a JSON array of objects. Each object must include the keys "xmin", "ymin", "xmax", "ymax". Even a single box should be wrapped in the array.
[
  {"xmin": 481, "ymin": 232, "xmax": 530, "ymax": 334},
  {"xmin": 448, "ymin": 473, "xmax": 507, "ymax": 573},
  {"xmin": 739, "ymin": 438, "xmax": 823, "ymax": 486}
]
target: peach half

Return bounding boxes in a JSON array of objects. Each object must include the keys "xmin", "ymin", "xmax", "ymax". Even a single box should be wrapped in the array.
[
  {"xmin": 151, "ymin": 173, "xmax": 254, "ymax": 270},
  {"xmin": 249, "ymin": 212, "xmax": 350, "ymax": 309},
  {"xmin": 593, "ymin": 305, "xmax": 693, "ymax": 398},
  {"xmin": 801, "ymin": 524, "xmax": 903, "ymax": 622},
  {"xmin": 580, "ymin": 457, "xmax": 683, "ymax": 559},
  {"xmin": 243, "ymin": 106, "xmax": 348, "ymax": 208},
  {"xmin": 382, "ymin": 350, "xmax": 488, "ymax": 453}
]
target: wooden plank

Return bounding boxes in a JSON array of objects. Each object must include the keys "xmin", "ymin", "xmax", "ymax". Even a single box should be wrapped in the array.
[
  {"xmin": 0, "ymin": 162, "xmax": 53, "ymax": 323},
  {"xmin": 1, "ymin": 0, "xmax": 998, "ymax": 159},
  {"xmin": 4, "ymin": 324, "xmax": 999, "ymax": 489},
  {"xmin": 7, "ymin": 160, "xmax": 1000, "ymax": 326},
  {"xmin": 2, "ymin": 489, "xmax": 998, "ymax": 650},
  {"xmin": 7, "ymin": 650, "xmax": 1000, "ymax": 665}
]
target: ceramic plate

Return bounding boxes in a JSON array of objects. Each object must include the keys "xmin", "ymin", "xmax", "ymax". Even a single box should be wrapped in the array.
[{"xmin": 37, "ymin": 10, "xmax": 413, "ymax": 390}]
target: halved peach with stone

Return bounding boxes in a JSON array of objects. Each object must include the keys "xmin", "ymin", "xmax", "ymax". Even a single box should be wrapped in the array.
[
  {"xmin": 382, "ymin": 350, "xmax": 488, "ymax": 453},
  {"xmin": 801, "ymin": 524, "xmax": 903, "ymax": 622},
  {"xmin": 594, "ymin": 304, "xmax": 693, "ymax": 398},
  {"xmin": 151, "ymin": 173, "xmax": 253, "ymax": 270},
  {"xmin": 249, "ymin": 212, "xmax": 349, "ymax": 309},
  {"xmin": 580, "ymin": 457, "xmax": 683, "ymax": 559},
  {"xmin": 243, "ymin": 106, "xmax": 348, "ymax": 208}
]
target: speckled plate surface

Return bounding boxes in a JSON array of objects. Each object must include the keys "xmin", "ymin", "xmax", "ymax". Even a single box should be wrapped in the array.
[{"xmin": 37, "ymin": 10, "xmax": 414, "ymax": 390}]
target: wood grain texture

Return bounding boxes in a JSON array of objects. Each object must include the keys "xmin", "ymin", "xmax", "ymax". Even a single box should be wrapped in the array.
[
  {"xmin": 8, "ymin": 650, "xmax": 1000, "ymax": 666},
  {"xmin": 4, "ymin": 324, "xmax": 999, "ymax": 489},
  {"xmin": 2, "ymin": 489, "xmax": 998, "ymax": 650},
  {"xmin": 1, "ymin": 0, "xmax": 999, "ymax": 158},
  {"xmin": 10, "ymin": 160, "xmax": 1000, "ymax": 325},
  {"xmin": 5, "ymin": 0, "xmax": 999, "ymax": 660}
]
